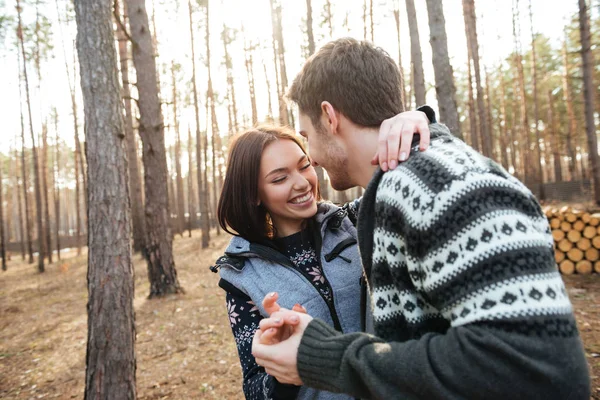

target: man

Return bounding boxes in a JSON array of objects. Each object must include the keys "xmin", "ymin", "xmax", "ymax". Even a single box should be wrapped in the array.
[{"xmin": 252, "ymin": 38, "xmax": 590, "ymax": 399}]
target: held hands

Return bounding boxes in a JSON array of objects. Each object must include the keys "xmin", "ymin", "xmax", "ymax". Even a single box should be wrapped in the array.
[
  {"xmin": 251, "ymin": 292, "xmax": 313, "ymax": 386},
  {"xmin": 373, "ymin": 110, "xmax": 431, "ymax": 171},
  {"xmin": 257, "ymin": 292, "xmax": 308, "ymax": 345}
]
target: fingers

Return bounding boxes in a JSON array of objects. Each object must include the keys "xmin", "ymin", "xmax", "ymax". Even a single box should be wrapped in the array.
[
  {"xmin": 398, "ymin": 123, "xmax": 414, "ymax": 164},
  {"xmin": 262, "ymin": 292, "xmax": 280, "ymax": 316},
  {"xmin": 377, "ymin": 120, "xmax": 392, "ymax": 172},
  {"xmin": 386, "ymin": 123, "xmax": 402, "ymax": 170},
  {"xmin": 417, "ymin": 120, "xmax": 430, "ymax": 151},
  {"xmin": 292, "ymin": 303, "xmax": 307, "ymax": 314}
]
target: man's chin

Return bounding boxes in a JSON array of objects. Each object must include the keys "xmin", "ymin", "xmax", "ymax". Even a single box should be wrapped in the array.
[{"xmin": 330, "ymin": 179, "xmax": 355, "ymax": 192}]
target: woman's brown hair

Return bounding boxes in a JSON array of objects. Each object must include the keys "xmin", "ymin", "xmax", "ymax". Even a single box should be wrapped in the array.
[{"xmin": 218, "ymin": 125, "xmax": 317, "ymax": 243}]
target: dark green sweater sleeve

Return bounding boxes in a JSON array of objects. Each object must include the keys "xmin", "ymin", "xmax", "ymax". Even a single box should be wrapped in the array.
[{"xmin": 297, "ymin": 317, "xmax": 590, "ymax": 400}]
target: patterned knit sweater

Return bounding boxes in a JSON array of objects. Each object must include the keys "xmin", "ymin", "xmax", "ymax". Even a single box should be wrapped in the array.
[{"xmin": 295, "ymin": 123, "xmax": 590, "ymax": 399}]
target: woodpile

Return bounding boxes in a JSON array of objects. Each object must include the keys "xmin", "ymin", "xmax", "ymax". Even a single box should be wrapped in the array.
[{"xmin": 544, "ymin": 206, "xmax": 600, "ymax": 275}]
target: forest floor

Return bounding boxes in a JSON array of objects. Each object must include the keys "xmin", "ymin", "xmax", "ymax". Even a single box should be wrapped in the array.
[{"xmin": 0, "ymin": 229, "xmax": 599, "ymax": 399}]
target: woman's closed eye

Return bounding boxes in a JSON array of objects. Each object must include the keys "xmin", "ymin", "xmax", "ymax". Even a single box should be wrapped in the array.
[{"xmin": 300, "ymin": 163, "xmax": 311, "ymax": 170}]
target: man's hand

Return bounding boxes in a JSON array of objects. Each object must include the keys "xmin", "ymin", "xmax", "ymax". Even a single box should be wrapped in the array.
[
  {"xmin": 252, "ymin": 309, "xmax": 313, "ymax": 386},
  {"xmin": 259, "ymin": 292, "xmax": 307, "ymax": 345},
  {"xmin": 373, "ymin": 110, "xmax": 430, "ymax": 171}
]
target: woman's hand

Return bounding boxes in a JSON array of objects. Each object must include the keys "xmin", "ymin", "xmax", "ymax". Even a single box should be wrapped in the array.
[
  {"xmin": 258, "ymin": 292, "xmax": 307, "ymax": 345},
  {"xmin": 373, "ymin": 110, "xmax": 431, "ymax": 171}
]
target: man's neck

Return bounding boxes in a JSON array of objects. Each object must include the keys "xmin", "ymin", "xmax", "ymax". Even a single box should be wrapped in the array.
[{"xmin": 344, "ymin": 126, "xmax": 379, "ymax": 189}]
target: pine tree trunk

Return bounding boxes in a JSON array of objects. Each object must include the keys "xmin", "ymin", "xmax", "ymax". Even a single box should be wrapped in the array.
[
  {"xmin": 484, "ymin": 70, "xmax": 495, "ymax": 161},
  {"xmin": 369, "ymin": 0, "xmax": 374, "ymax": 41},
  {"xmin": 41, "ymin": 124, "xmax": 52, "ymax": 263},
  {"xmin": 405, "ymin": 0, "xmax": 426, "ymax": 106},
  {"xmin": 562, "ymin": 36, "xmax": 579, "ymax": 181},
  {"xmin": 74, "ymin": 129, "xmax": 82, "ymax": 256},
  {"xmin": 498, "ymin": 68, "xmax": 510, "ymax": 171},
  {"xmin": 16, "ymin": 144, "xmax": 28, "ymax": 261},
  {"xmin": 324, "ymin": 0, "xmax": 333, "ymax": 38},
  {"xmin": 5, "ymin": 150, "xmax": 13, "ymax": 256},
  {"xmin": 270, "ymin": 0, "xmax": 290, "ymax": 125},
  {"xmin": 0, "ymin": 161, "xmax": 6, "ymax": 271},
  {"xmin": 187, "ymin": 127, "xmax": 196, "ymax": 237},
  {"xmin": 126, "ymin": 0, "xmax": 183, "ymax": 297},
  {"xmin": 116, "ymin": 0, "xmax": 146, "ymax": 254},
  {"xmin": 425, "ymin": 0, "xmax": 461, "ymax": 138},
  {"xmin": 73, "ymin": 0, "xmax": 136, "ymax": 397},
  {"xmin": 578, "ymin": 0, "xmax": 600, "ymax": 205},
  {"xmin": 511, "ymin": 78, "xmax": 525, "ymax": 180},
  {"xmin": 188, "ymin": 0, "xmax": 210, "ymax": 248},
  {"xmin": 393, "ymin": 2, "xmax": 407, "ymax": 110},
  {"xmin": 53, "ymin": 117, "xmax": 61, "ymax": 260},
  {"xmin": 205, "ymin": 0, "xmax": 221, "ymax": 236},
  {"xmin": 172, "ymin": 64, "xmax": 186, "ymax": 237},
  {"xmin": 222, "ymin": 25, "xmax": 238, "ymax": 132},
  {"xmin": 56, "ymin": 0, "xmax": 84, "ymax": 255},
  {"xmin": 362, "ymin": 0, "xmax": 367, "ymax": 40},
  {"xmin": 306, "ymin": 0, "xmax": 315, "ymax": 55},
  {"xmin": 17, "ymin": 0, "xmax": 45, "ymax": 273},
  {"xmin": 19, "ymin": 95, "xmax": 33, "ymax": 264},
  {"xmin": 528, "ymin": 0, "xmax": 544, "ymax": 189},
  {"xmin": 263, "ymin": 61, "xmax": 275, "ymax": 123},
  {"xmin": 13, "ymin": 147, "xmax": 25, "ymax": 260},
  {"xmin": 511, "ymin": 1, "xmax": 532, "ymax": 182},
  {"xmin": 244, "ymin": 42, "xmax": 258, "ymax": 126},
  {"xmin": 466, "ymin": 32, "xmax": 479, "ymax": 152},
  {"xmin": 547, "ymin": 90, "xmax": 563, "ymax": 182},
  {"xmin": 305, "ymin": 0, "xmax": 329, "ymax": 199},
  {"xmin": 463, "ymin": 0, "xmax": 491, "ymax": 158}
]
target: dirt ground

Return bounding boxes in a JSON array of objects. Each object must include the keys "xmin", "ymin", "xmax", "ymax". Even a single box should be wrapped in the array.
[{"xmin": 0, "ymin": 230, "xmax": 599, "ymax": 399}]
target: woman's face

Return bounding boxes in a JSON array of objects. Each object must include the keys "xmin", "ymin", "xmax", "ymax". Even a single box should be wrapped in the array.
[{"xmin": 258, "ymin": 139, "xmax": 319, "ymax": 237}]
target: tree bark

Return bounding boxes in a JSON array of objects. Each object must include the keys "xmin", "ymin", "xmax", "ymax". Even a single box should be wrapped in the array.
[
  {"xmin": 17, "ymin": 0, "xmax": 45, "ymax": 273},
  {"xmin": 498, "ymin": 67, "xmax": 510, "ymax": 171},
  {"xmin": 204, "ymin": 0, "xmax": 221, "ymax": 236},
  {"xmin": 306, "ymin": 0, "xmax": 315, "ymax": 55},
  {"xmin": 405, "ymin": 0, "xmax": 426, "ymax": 106},
  {"xmin": 17, "ymin": 56, "xmax": 33, "ymax": 265},
  {"xmin": 547, "ymin": 90, "xmax": 562, "ymax": 182},
  {"xmin": 262, "ymin": 61, "xmax": 275, "ymax": 123},
  {"xmin": 393, "ymin": 2, "xmax": 407, "ymax": 110},
  {"xmin": 306, "ymin": 0, "xmax": 328, "ymax": 199},
  {"xmin": 462, "ymin": 0, "xmax": 491, "ymax": 158},
  {"xmin": 73, "ymin": 0, "xmax": 136, "ymax": 397},
  {"xmin": 465, "ymin": 28, "xmax": 479, "ymax": 152},
  {"xmin": 116, "ymin": 0, "xmax": 146, "ymax": 254},
  {"xmin": 188, "ymin": 0, "xmax": 210, "ymax": 248},
  {"xmin": 14, "ymin": 146, "xmax": 26, "ymax": 260},
  {"xmin": 243, "ymin": 40, "xmax": 258, "ymax": 126},
  {"xmin": 270, "ymin": 0, "xmax": 290, "ymax": 125},
  {"xmin": 52, "ymin": 114, "xmax": 61, "ymax": 260},
  {"xmin": 126, "ymin": 0, "xmax": 183, "ymax": 297},
  {"xmin": 187, "ymin": 127, "xmax": 196, "ymax": 237},
  {"xmin": 578, "ymin": 0, "xmax": 600, "ymax": 205},
  {"xmin": 172, "ymin": 62, "xmax": 186, "ymax": 237},
  {"xmin": 562, "ymin": 36, "xmax": 579, "ymax": 181},
  {"xmin": 222, "ymin": 24, "xmax": 238, "ymax": 132},
  {"xmin": 0, "ymin": 161, "xmax": 6, "ymax": 271},
  {"xmin": 511, "ymin": 0, "xmax": 532, "ymax": 182},
  {"xmin": 41, "ymin": 123, "xmax": 52, "ymax": 263},
  {"xmin": 528, "ymin": 0, "xmax": 544, "ymax": 190},
  {"xmin": 425, "ymin": 0, "xmax": 461, "ymax": 138}
]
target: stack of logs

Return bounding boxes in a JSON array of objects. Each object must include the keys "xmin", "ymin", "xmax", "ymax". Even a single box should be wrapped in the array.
[{"xmin": 545, "ymin": 206, "xmax": 600, "ymax": 275}]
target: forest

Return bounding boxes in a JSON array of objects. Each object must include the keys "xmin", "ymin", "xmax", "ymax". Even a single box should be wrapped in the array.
[{"xmin": 0, "ymin": 0, "xmax": 599, "ymax": 398}]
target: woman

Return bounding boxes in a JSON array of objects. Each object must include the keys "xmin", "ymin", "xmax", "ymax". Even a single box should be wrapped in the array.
[{"xmin": 213, "ymin": 113, "xmax": 431, "ymax": 399}]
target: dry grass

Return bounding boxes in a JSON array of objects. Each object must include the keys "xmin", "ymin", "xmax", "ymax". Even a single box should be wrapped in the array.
[
  {"xmin": 0, "ymin": 231, "xmax": 599, "ymax": 399},
  {"xmin": 0, "ymin": 231, "xmax": 241, "ymax": 399}
]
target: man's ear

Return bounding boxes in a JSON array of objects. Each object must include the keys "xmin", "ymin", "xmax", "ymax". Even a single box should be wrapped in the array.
[{"xmin": 321, "ymin": 101, "xmax": 339, "ymax": 135}]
